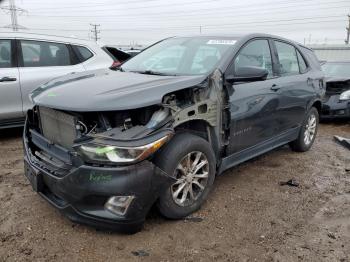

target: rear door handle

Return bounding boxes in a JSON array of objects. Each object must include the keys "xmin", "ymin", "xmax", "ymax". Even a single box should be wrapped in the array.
[
  {"xmin": 270, "ymin": 84, "xmax": 280, "ymax": 91},
  {"xmin": 0, "ymin": 76, "xmax": 17, "ymax": 82}
]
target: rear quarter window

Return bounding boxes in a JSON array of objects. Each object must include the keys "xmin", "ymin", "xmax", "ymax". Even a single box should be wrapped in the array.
[
  {"xmin": 72, "ymin": 45, "xmax": 94, "ymax": 62},
  {"xmin": 300, "ymin": 47, "xmax": 321, "ymax": 70}
]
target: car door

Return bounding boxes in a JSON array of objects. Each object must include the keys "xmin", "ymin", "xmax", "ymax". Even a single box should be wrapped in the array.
[
  {"xmin": 225, "ymin": 39, "xmax": 281, "ymax": 154},
  {"xmin": 18, "ymin": 39, "xmax": 85, "ymax": 114},
  {"xmin": 0, "ymin": 39, "xmax": 23, "ymax": 122},
  {"xmin": 271, "ymin": 40, "xmax": 315, "ymax": 132}
]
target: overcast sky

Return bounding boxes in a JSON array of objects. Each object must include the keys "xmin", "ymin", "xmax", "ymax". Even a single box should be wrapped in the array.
[{"xmin": 0, "ymin": 0, "xmax": 349, "ymax": 46}]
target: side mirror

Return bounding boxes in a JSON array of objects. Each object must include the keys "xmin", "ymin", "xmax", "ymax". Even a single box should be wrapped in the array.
[{"xmin": 226, "ymin": 66, "xmax": 269, "ymax": 83}]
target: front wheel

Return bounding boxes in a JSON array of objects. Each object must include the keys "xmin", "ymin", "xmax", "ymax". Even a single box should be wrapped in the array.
[
  {"xmin": 154, "ymin": 133, "xmax": 216, "ymax": 219},
  {"xmin": 289, "ymin": 107, "xmax": 319, "ymax": 152}
]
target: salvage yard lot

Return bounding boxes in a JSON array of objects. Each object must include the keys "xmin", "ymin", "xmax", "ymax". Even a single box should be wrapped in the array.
[{"xmin": 0, "ymin": 123, "xmax": 349, "ymax": 262}]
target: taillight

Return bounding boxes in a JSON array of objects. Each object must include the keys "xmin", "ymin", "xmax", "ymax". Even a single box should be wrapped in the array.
[{"xmin": 111, "ymin": 60, "xmax": 121, "ymax": 69}]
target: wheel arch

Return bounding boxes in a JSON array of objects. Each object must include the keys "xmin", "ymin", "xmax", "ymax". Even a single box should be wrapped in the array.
[
  {"xmin": 308, "ymin": 99, "xmax": 322, "ymax": 115},
  {"xmin": 310, "ymin": 99, "xmax": 322, "ymax": 115},
  {"xmin": 174, "ymin": 119, "xmax": 220, "ymax": 162}
]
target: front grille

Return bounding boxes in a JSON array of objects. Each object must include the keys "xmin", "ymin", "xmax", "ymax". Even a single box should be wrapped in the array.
[
  {"xmin": 326, "ymin": 81, "xmax": 350, "ymax": 96},
  {"xmin": 39, "ymin": 107, "xmax": 77, "ymax": 148}
]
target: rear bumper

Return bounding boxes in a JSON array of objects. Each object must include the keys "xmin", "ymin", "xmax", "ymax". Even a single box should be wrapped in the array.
[
  {"xmin": 23, "ymin": 120, "xmax": 175, "ymax": 233},
  {"xmin": 321, "ymin": 95, "xmax": 350, "ymax": 119}
]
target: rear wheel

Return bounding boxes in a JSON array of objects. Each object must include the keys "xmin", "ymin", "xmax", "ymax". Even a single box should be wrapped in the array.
[
  {"xmin": 154, "ymin": 133, "xmax": 216, "ymax": 219},
  {"xmin": 289, "ymin": 107, "xmax": 319, "ymax": 152}
]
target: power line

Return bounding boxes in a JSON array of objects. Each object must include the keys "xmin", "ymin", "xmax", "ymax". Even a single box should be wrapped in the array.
[
  {"xmin": 10, "ymin": 18, "xmax": 345, "ymax": 32},
  {"xmin": 21, "ymin": 0, "xmax": 298, "ymax": 12},
  {"xmin": 26, "ymin": 0, "xmax": 348, "ymax": 14},
  {"xmin": 22, "ymin": 5, "xmax": 350, "ymax": 28},
  {"xmin": 26, "ymin": 0, "xmax": 349, "ymax": 18},
  {"xmin": 90, "ymin": 23, "xmax": 100, "ymax": 41},
  {"xmin": 20, "ymin": 1, "xmax": 350, "ymax": 29},
  {"xmin": 26, "ymin": 0, "xmax": 219, "ymax": 11},
  {"xmin": 200, "ymin": 15, "xmax": 346, "ymax": 28},
  {"xmin": 18, "ymin": 0, "xmax": 163, "ymax": 10}
]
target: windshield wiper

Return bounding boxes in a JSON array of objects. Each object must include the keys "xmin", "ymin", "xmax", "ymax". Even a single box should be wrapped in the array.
[{"xmin": 130, "ymin": 70, "xmax": 177, "ymax": 76}]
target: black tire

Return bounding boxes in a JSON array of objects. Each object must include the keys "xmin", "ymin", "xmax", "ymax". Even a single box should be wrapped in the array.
[
  {"xmin": 289, "ymin": 107, "xmax": 319, "ymax": 152},
  {"xmin": 154, "ymin": 132, "xmax": 216, "ymax": 219}
]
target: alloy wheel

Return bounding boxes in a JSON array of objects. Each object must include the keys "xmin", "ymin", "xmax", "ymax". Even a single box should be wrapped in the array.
[
  {"xmin": 171, "ymin": 151, "xmax": 209, "ymax": 207},
  {"xmin": 304, "ymin": 113, "xmax": 317, "ymax": 145}
]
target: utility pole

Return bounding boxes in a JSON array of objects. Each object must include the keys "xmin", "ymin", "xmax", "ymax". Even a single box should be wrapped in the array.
[
  {"xmin": 90, "ymin": 23, "xmax": 100, "ymax": 42},
  {"xmin": 199, "ymin": 26, "xmax": 202, "ymax": 34},
  {"xmin": 345, "ymin": 14, "xmax": 350, "ymax": 45},
  {"xmin": 0, "ymin": 0, "xmax": 26, "ymax": 31}
]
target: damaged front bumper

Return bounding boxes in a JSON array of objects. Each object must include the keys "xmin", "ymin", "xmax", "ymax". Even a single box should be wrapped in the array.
[
  {"xmin": 23, "ymin": 120, "xmax": 175, "ymax": 233},
  {"xmin": 321, "ymin": 95, "xmax": 350, "ymax": 119}
]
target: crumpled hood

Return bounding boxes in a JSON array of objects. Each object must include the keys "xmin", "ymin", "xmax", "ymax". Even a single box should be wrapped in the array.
[{"xmin": 32, "ymin": 69, "xmax": 207, "ymax": 111}]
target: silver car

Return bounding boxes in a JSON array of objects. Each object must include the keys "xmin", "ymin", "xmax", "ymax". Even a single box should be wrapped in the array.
[{"xmin": 0, "ymin": 32, "xmax": 119, "ymax": 128}]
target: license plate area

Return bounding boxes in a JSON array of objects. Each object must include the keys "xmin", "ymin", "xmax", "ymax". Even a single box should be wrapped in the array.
[{"xmin": 24, "ymin": 160, "xmax": 43, "ymax": 192}]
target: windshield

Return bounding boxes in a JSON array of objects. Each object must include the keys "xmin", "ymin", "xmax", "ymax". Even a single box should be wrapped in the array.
[
  {"xmin": 121, "ymin": 37, "xmax": 237, "ymax": 76},
  {"xmin": 322, "ymin": 62, "xmax": 350, "ymax": 78}
]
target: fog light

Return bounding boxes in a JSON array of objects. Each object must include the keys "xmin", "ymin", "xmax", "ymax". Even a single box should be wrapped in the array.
[
  {"xmin": 337, "ymin": 110, "xmax": 345, "ymax": 115},
  {"xmin": 104, "ymin": 196, "xmax": 135, "ymax": 216}
]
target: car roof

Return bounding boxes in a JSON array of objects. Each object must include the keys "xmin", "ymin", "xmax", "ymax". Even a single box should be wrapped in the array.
[
  {"xmin": 172, "ymin": 34, "xmax": 245, "ymax": 39},
  {"xmin": 172, "ymin": 33, "xmax": 284, "ymax": 40},
  {"xmin": 170, "ymin": 33, "xmax": 306, "ymax": 48},
  {"xmin": 0, "ymin": 31, "xmax": 98, "ymax": 46}
]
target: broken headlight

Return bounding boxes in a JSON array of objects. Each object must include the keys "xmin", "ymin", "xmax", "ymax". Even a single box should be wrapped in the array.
[
  {"xmin": 339, "ymin": 90, "xmax": 350, "ymax": 101},
  {"xmin": 77, "ymin": 135, "xmax": 170, "ymax": 164}
]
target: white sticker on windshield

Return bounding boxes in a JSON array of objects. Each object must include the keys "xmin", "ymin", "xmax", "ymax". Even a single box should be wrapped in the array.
[{"xmin": 207, "ymin": 40, "xmax": 237, "ymax": 45}]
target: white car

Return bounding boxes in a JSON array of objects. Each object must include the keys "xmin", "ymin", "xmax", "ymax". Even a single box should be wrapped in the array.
[{"xmin": 0, "ymin": 32, "xmax": 128, "ymax": 128}]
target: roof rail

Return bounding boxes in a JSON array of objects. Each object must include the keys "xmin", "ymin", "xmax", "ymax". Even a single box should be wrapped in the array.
[{"xmin": 0, "ymin": 30, "xmax": 90, "ymax": 41}]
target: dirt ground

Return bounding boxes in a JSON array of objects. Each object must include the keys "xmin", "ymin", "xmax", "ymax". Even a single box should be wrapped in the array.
[{"xmin": 0, "ymin": 122, "xmax": 349, "ymax": 262}]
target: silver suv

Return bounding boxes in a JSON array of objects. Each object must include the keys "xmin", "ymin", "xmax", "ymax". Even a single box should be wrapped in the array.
[{"xmin": 0, "ymin": 32, "xmax": 117, "ymax": 128}]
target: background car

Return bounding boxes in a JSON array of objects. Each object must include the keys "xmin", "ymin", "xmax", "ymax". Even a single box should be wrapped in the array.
[
  {"xmin": 0, "ymin": 32, "xmax": 129, "ymax": 129},
  {"xmin": 321, "ymin": 61, "xmax": 350, "ymax": 119}
]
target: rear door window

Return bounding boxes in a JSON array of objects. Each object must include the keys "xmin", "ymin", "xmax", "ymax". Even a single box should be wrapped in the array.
[
  {"xmin": 0, "ymin": 39, "xmax": 12, "ymax": 68},
  {"xmin": 20, "ymin": 40, "xmax": 72, "ymax": 67},
  {"xmin": 234, "ymin": 39, "xmax": 273, "ymax": 77},
  {"xmin": 274, "ymin": 41, "xmax": 300, "ymax": 76}
]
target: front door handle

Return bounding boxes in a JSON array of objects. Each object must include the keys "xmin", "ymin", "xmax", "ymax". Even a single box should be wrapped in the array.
[
  {"xmin": 270, "ymin": 84, "xmax": 280, "ymax": 91},
  {"xmin": 0, "ymin": 76, "xmax": 17, "ymax": 82}
]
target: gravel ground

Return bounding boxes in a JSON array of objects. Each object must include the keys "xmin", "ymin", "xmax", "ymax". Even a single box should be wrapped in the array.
[{"xmin": 0, "ymin": 123, "xmax": 349, "ymax": 262}]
